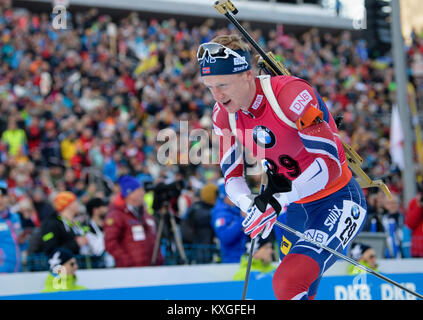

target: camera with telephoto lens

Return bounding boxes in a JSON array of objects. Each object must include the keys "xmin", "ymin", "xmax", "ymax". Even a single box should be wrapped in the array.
[{"xmin": 144, "ymin": 180, "xmax": 185, "ymax": 211}]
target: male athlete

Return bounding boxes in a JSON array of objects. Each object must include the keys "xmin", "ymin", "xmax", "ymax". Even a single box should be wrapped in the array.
[{"xmin": 197, "ymin": 34, "xmax": 367, "ymax": 300}]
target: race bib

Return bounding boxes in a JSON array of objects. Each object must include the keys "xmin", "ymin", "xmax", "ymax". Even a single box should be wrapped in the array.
[{"xmin": 335, "ymin": 200, "xmax": 366, "ymax": 248}]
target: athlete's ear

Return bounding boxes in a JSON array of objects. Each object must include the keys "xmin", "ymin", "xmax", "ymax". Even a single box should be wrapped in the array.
[{"xmin": 243, "ymin": 70, "xmax": 254, "ymax": 81}]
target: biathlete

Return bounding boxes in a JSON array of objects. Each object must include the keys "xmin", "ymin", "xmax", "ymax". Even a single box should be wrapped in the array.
[{"xmin": 197, "ymin": 34, "xmax": 367, "ymax": 300}]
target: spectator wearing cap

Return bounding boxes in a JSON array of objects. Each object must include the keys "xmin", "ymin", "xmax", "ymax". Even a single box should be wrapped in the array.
[
  {"xmin": 211, "ymin": 182, "xmax": 247, "ymax": 263},
  {"xmin": 233, "ymin": 237, "xmax": 276, "ymax": 281},
  {"xmin": 84, "ymin": 197, "xmax": 115, "ymax": 268},
  {"xmin": 180, "ymin": 183, "xmax": 218, "ymax": 264},
  {"xmin": 40, "ymin": 191, "xmax": 88, "ymax": 256},
  {"xmin": 42, "ymin": 247, "xmax": 87, "ymax": 292},
  {"xmin": 0, "ymin": 182, "xmax": 23, "ymax": 272},
  {"xmin": 104, "ymin": 175, "xmax": 163, "ymax": 267},
  {"xmin": 348, "ymin": 242, "xmax": 379, "ymax": 275}
]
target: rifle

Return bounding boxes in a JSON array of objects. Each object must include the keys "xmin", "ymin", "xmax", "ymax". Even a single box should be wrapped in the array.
[{"xmin": 213, "ymin": 0, "xmax": 392, "ymax": 199}]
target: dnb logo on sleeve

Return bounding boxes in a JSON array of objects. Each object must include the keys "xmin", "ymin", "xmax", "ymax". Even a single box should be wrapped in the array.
[{"xmin": 252, "ymin": 126, "xmax": 276, "ymax": 148}]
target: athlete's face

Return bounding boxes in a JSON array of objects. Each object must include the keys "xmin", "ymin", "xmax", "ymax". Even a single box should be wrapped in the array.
[{"xmin": 202, "ymin": 71, "xmax": 256, "ymax": 113}]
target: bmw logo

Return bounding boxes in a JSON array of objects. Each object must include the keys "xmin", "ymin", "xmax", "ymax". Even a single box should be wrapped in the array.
[
  {"xmin": 351, "ymin": 205, "xmax": 360, "ymax": 220},
  {"xmin": 253, "ymin": 126, "xmax": 276, "ymax": 149}
]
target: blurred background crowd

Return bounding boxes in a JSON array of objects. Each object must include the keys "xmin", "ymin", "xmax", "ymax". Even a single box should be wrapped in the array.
[{"xmin": 1, "ymin": 0, "xmax": 423, "ymax": 275}]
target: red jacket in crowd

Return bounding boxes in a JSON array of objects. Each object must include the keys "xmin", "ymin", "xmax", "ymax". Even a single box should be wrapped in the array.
[
  {"xmin": 104, "ymin": 194, "xmax": 164, "ymax": 267},
  {"xmin": 405, "ymin": 197, "xmax": 423, "ymax": 257}
]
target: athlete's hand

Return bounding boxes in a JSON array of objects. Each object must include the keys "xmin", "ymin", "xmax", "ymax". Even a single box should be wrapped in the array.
[
  {"xmin": 242, "ymin": 204, "xmax": 277, "ymax": 239},
  {"xmin": 237, "ymin": 169, "xmax": 290, "ymax": 239}
]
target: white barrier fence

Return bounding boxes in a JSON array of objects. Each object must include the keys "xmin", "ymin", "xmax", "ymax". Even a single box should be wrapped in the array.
[{"xmin": 1, "ymin": 258, "xmax": 423, "ymax": 299}]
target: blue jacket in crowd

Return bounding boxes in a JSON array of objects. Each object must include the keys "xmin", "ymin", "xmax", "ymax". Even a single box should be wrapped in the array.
[
  {"xmin": 0, "ymin": 209, "xmax": 22, "ymax": 273},
  {"xmin": 211, "ymin": 198, "xmax": 247, "ymax": 263}
]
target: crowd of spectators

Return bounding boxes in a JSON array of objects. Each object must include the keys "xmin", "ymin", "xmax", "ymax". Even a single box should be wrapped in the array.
[{"xmin": 1, "ymin": 0, "xmax": 423, "ymax": 274}]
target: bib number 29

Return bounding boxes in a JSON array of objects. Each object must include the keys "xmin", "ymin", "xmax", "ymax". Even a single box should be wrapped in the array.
[{"xmin": 265, "ymin": 155, "xmax": 301, "ymax": 178}]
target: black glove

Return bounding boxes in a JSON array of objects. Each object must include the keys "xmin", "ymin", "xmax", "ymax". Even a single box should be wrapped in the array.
[{"xmin": 254, "ymin": 165, "xmax": 292, "ymax": 213}]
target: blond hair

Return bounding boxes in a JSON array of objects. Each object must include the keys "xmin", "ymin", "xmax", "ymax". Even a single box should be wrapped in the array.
[{"xmin": 210, "ymin": 34, "xmax": 250, "ymax": 51}]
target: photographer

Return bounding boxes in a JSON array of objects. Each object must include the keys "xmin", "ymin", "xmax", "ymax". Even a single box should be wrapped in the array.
[
  {"xmin": 146, "ymin": 178, "xmax": 186, "ymax": 265},
  {"xmin": 104, "ymin": 175, "xmax": 163, "ymax": 267},
  {"xmin": 147, "ymin": 180, "xmax": 185, "ymax": 217},
  {"xmin": 405, "ymin": 184, "xmax": 423, "ymax": 257}
]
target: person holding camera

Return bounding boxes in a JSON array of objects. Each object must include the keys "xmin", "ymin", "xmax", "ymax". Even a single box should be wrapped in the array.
[
  {"xmin": 145, "ymin": 177, "xmax": 187, "ymax": 265},
  {"xmin": 104, "ymin": 175, "xmax": 164, "ymax": 267}
]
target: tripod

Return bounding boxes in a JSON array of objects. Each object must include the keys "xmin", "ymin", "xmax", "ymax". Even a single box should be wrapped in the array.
[{"xmin": 151, "ymin": 206, "xmax": 188, "ymax": 266}]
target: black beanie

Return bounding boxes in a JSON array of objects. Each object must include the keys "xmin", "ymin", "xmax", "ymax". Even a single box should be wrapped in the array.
[
  {"xmin": 350, "ymin": 243, "xmax": 371, "ymax": 260},
  {"xmin": 48, "ymin": 247, "xmax": 74, "ymax": 273}
]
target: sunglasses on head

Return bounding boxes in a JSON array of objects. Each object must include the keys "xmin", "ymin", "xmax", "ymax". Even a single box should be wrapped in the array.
[{"xmin": 197, "ymin": 42, "xmax": 248, "ymax": 66}]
